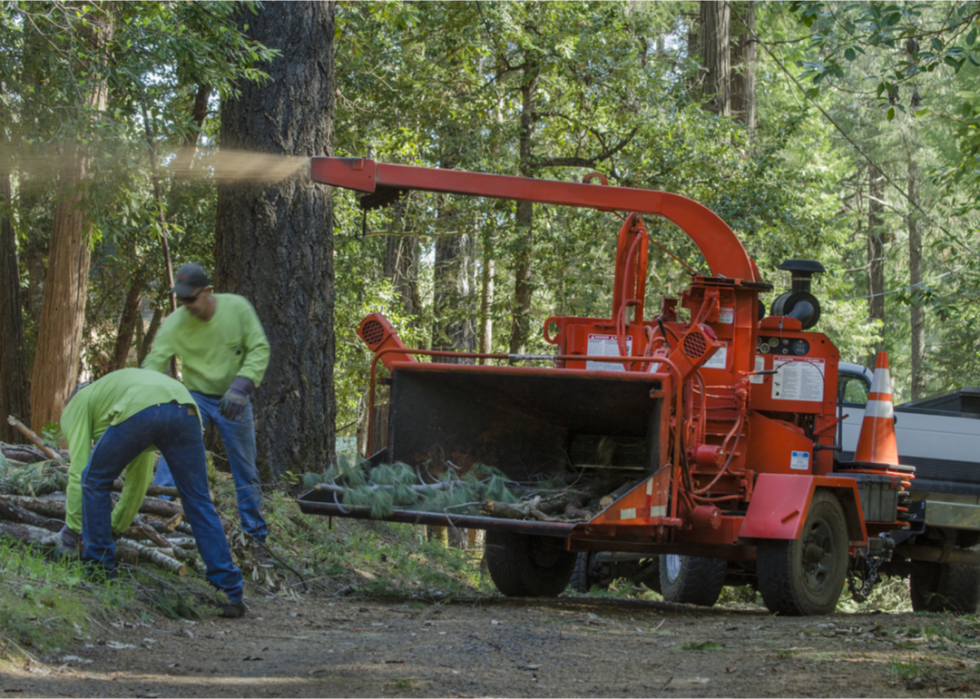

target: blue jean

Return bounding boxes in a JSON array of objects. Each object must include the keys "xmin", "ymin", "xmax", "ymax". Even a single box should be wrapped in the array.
[
  {"xmin": 153, "ymin": 391, "xmax": 267, "ymax": 542},
  {"xmin": 81, "ymin": 403, "xmax": 244, "ymax": 603}
]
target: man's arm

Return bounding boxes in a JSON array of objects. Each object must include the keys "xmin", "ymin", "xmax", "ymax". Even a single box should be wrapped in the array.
[
  {"xmin": 62, "ymin": 402, "xmax": 92, "ymax": 534},
  {"xmin": 237, "ymin": 299, "xmax": 270, "ymax": 387},
  {"xmin": 110, "ymin": 451, "xmax": 157, "ymax": 533}
]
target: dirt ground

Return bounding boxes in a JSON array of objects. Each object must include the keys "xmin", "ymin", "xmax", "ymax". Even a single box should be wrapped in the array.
[{"xmin": 1, "ymin": 592, "xmax": 978, "ymax": 698}]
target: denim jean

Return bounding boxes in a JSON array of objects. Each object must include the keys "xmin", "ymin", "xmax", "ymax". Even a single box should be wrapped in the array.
[
  {"xmin": 153, "ymin": 391, "xmax": 268, "ymax": 542},
  {"xmin": 81, "ymin": 402, "xmax": 244, "ymax": 603}
]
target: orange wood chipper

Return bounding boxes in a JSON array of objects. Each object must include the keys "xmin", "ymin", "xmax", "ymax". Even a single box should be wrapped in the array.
[{"xmin": 296, "ymin": 157, "xmax": 973, "ymax": 616}]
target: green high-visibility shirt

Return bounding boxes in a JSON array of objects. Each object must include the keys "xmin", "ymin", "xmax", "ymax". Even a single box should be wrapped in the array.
[
  {"xmin": 142, "ymin": 293, "xmax": 270, "ymax": 396},
  {"xmin": 61, "ymin": 368, "xmax": 202, "ymax": 535}
]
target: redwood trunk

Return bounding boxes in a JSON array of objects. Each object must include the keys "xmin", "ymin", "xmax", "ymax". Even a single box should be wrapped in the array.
[
  {"xmin": 867, "ymin": 174, "xmax": 886, "ymax": 367},
  {"xmin": 700, "ymin": 1, "xmax": 731, "ymax": 116},
  {"xmin": 731, "ymin": 1, "xmax": 756, "ymax": 137},
  {"xmin": 508, "ymin": 67, "xmax": 539, "ymax": 356},
  {"xmin": 29, "ymin": 13, "xmax": 112, "ymax": 430},
  {"xmin": 215, "ymin": 1, "xmax": 336, "ymax": 479},
  {"xmin": 908, "ymin": 160, "xmax": 926, "ymax": 399},
  {"xmin": 0, "ymin": 161, "xmax": 30, "ymax": 441}
]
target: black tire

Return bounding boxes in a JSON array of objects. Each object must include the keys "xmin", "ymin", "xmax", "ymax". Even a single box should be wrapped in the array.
[
  {"xmin": 485, "ymin": 531, "xmax": 529, "ymax": 597},
  {"xmin": 757, "ymin": 490, "xmax": 849, "ymax": 616},
  {"xmin": 910, "ymin": 561, "xmax": 980, "ymax": 614},
  {"xmin": 569, "ymin": 552, "xmax": 597, "ymax": 593},
  {"xmin": 635, "ymin": 557, "xmax": 662, "ymax": 594},
  {"xmin": 486, "ymin": 531, "xmax": 576, "ymax": 597},
  {"xmin": 658, "ymin": 554, "xmax": 726, "ymax": 606}
]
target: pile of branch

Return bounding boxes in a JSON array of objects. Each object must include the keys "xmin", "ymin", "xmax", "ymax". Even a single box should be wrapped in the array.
[
  {"xmin": 0, "ymin": 415, "xmax": 198, "ymax": 576},
  {"xmin": 305, "ymin": 459, "xmax": 607, "ymax": 523}
]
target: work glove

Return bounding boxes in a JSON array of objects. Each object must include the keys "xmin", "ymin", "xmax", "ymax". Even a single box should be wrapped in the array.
[{"xmin": 219, "ymin": 376, "xmax": 255, "ymax": 421}]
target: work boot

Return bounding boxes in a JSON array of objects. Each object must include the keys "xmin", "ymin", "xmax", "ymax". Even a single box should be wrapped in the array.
[
  {"xmin": 44, "ymin": 525, "xmax": 82, "ymax": 560},
  {"xmin": 217, "ymin": 600, "xmax": 246, "ymax": 619}
]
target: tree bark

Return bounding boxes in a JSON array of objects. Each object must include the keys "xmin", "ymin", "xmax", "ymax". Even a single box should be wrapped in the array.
[
  {"xmin": 700, "ymin": 1, "xmax": 731, "ymax": 116},
  {"xmin": 216, "ymin": 1, "xmax": 336, "ymax": 479},
  {"xmin": 29, "ymin": 11, "xmax": 113, "ymax": 431},
  {"xmin": 0, "ymin": 152, "xmax": 30, "ymax": 443},
  {"xmin": 478, "ymin": 228, "xmax": 495, "ymax": 364},
  {"xmin": 867, "ymin": 173, "xmax": 886, "ymax": 367},
  {"xmin": 508, "ymin": 66, "xmax": 539, "ymax": 356},
  {"xmin": 111, "ymin": 271, "xmax": 144, "ymax": 371},
  {"xmin": 908, "ymin": 159, "xmax": 926, "ymax": 399},
  {"xmin": 383, "ymin": 200, "xmax": 420, "ymax": 315},
  {"xmin": 730, "ymin": 1, "xmax": 756, "ymax": 137}
]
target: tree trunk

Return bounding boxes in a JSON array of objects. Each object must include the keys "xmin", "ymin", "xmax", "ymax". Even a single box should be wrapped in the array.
[
  {"xmin": 0, "ymin": 155, "xmax": 30, "ymax": 442},
  {"xmin": 700, "ymin": 0, "xmax": 731, "ymax": 116},
  {"xmin": 29, "ymin": 13, "xmax": 113, "ymax": 431},
  {"xmin": 383, "ymin": 199, "xmax": 420, "ymax": 315},
  {"xmin": 908, "ymin": 159, "xmax": 926, "ymax": 399},
  {"xmin": 215, "ymin": 1, "xmax": 336, "ymax": 479},
  {"xmin": 138, "ymin": 306, "xmax": 162, "ymax": 366},
  {"xmin": 867, "ymin": 173, "xmax": 886, "ymax": 367},
  {"xmin": 478, "ymin": 228, "xmax": 494, "ymax": 364},
  {"xmin": 110, "ymin": 271, "xmax": 144, "ymax": 371},
  {"xmin": 730, "ymin": 1, "xmax": 756, "ymax": 138},
  {"xmin": 508, "ymin": 66, "xmax": 539, "ymax": 356}
]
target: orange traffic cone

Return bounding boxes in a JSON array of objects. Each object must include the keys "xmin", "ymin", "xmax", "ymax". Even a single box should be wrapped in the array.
[{"xmin": 852, "ymin": 352, "xmax": 900, "ymax": 467}]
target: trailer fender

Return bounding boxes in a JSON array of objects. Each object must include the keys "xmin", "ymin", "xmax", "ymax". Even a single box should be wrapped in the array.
[{"xmin": 740, "ymin": 474, "xmax": 867, "ymax": 546}]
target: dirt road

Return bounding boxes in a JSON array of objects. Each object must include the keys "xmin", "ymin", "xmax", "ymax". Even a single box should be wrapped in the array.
[{"xmin": 1, "ymin": 593, "xmax": 976, "ymax": 697}]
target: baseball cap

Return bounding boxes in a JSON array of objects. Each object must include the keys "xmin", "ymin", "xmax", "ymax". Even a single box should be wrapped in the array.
[{"xmin": 170, "ymin": 263, "xmax": 210, "ymax": 297}]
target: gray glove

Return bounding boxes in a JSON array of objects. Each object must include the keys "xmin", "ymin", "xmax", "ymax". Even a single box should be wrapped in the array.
[
  {"xmin": 219, "ymin": 376, "xmax": 255, "ymax": 421},
  {"xmin": 55, "ymin": 525, "xmax": 82, "ymax": 559}
]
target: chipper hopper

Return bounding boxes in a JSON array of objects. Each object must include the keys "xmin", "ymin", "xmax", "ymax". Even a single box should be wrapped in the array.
[{"xmin": 296, "ymin": 157, "xmax": 939, "ymax": 616}]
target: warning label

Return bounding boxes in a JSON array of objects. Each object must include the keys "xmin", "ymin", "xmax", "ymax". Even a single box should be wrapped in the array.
[
  {"xmin": 702, "ymin": 342, "xmax": 727, "ymax": 370},
  {"xmin": 750, "ymin": 355, "xmax": 765, "ymax": 384},
  {"xmin": 790, "ymin": 451, "xmax": 810, "ymax": 471},
  {"xmin": 718, "ymin": 307, "xmax": 735, "ymax": 324},
  {"xmin": 586, "ymin": 333, "xmax": 632, "ymax": 372},
  {"xmin": 772, "ymin": 357, "xmax": 825, "ymax": 402}
]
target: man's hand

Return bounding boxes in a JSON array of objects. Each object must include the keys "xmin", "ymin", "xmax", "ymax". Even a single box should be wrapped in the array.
[{"xmin": 219, "ymin": 377, "xmax": 255, "ymax": 421}]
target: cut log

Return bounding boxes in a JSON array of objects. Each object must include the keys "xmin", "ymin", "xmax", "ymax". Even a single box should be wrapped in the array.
[
  {"xmin": 171, "ymin": 545, "xmax": 207, "ymax": 575},
  {"xmin": 0, "ymin": 520, "xmax": 54, "ymax": 544},
  {"xmin": 6, "ymin": 416, "xmax": 63, "ymax": 462},
  {"xmin": 481, "ymin": 495, "xmax": 591, "ymax": 523},
  {"xmin": 116, "ymin": 539, "xmax": 185, "ymax": 576},
  {"xmin": 0, "ymin": 500, "xmax": 63, "ymax": 532},
  {"xmin": 0, "ymin": 493, "xmax": 182, "ymax": 520}
]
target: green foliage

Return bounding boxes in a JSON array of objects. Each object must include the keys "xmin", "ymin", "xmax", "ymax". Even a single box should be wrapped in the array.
[{"xmin": 0, "ymin": 459, "xmax": 67, "ymax": 496}]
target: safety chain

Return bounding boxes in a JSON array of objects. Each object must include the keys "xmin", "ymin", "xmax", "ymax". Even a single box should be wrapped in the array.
[{"xmin": 847, "ymin": 551, "xmax": 883, "ymax": 603}]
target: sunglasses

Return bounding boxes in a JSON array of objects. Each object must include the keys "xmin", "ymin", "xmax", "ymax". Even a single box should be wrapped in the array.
[{"xmin": 178, "ymin": 291, "xmax": 202, "ymax": 305}]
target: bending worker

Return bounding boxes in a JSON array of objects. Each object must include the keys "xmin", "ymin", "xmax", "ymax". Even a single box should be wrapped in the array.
[
  {"xmin": 143, "ymin": 262, "xmax": 270, "ymax": 546},
  {"xmin": 61, "ymin": 368, "xmax": 245, "ymax": 617}
]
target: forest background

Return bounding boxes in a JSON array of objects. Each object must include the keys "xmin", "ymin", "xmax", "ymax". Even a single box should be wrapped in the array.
[{"xmin": 2, "ymin": 0, "xmax": 980, "ymax": 481}]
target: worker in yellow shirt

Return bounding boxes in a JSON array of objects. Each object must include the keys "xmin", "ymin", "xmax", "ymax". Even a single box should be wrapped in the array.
[
  {"xmin": 143, "ymin": 263, "xmax": 270, "ymax": 546},
  {"xmin": 60, "ymin": 369, "xmax": 245, "ymax": 617}
]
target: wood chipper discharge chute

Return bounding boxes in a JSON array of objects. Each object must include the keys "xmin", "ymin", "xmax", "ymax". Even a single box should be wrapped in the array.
[{"xmin": 297, "ymin": 157, "xmax": 917, "ymax": 616}]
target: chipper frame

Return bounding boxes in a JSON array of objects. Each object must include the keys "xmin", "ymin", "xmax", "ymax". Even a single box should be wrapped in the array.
[{"xmin": 298, "ymin": 157, "xmax": 916, "ymax": 616}]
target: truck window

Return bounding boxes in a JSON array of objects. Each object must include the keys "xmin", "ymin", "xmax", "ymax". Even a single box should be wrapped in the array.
[{"xmin": 840, "ymin": 374, "xmax": 870, "ymax": 405}]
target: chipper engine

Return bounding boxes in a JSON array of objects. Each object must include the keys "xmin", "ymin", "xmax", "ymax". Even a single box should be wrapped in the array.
[{"xmin": 296, "ymin": 157, "xmax": 945, "ymax": 616}]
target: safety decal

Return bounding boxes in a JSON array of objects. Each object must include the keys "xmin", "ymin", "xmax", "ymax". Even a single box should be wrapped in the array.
[
  {"xmin": 718, "ymin": 307, "xmax": 735, "ymax": 324},
  {"xmin": 586, "ymin": 333, "xmax": 632, "ymax": 372},
  {"xmin": 703, "ymin": 342, "xmax": 727, "ymax": 370},
  {"xmin": 750, "ymin": 354, "xmax": 766, "ymax": 384},
  {"xmin": 790, "ymin": 451, "xmax": 810, "ymax": 471},
  {"xmin": 771, "ymin": 357, "xmax": 825, "ymax": 402}
]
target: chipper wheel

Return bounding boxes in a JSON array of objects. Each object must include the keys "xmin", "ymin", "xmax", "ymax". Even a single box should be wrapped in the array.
[
  {"xmin": 485, "ymin": 531, "xmax": 577, "ymax": 597},
  {"xmin": 756, "ymin": 491, "xmax": 849, "ymax": 616},
  {"xmin": 658, "ymin": 554, "xmax": 727, "ymax": 606},
  {"xmin": 909, "ymin": 560, "xmax": 980, "ymax": 614}
]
